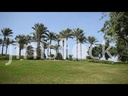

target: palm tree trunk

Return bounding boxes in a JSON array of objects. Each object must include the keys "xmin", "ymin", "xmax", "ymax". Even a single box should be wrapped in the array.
[
  {"xmin": 47, "ymin": 45, "xmax": 49, "ymax": 58},
  {"xmin": 43, "ymin": 43, "xmax": 45, "ymax": 59},
  {"xmin": 25, "ymin": 44, "xmax": 28, "ymax": 58},
  {"xmin": 19, "ymin": 48, "xmax": 21, "ymax": 59},
  {"xmin": 6, "ymin": 45, "xmax": 8, "ymax": 55},
  {"xmin": 56, "ymin": 48, "xmax": 57, "ymax": 56},
  {"xmin": 1, "ymin": 42, "xmax": 4, "ymax": 55},
  {"xmin": 76, "ymin": 38, "xmax": 78, "ymax": 60},
  {"xmin": 80, "ymin": 43, "xmax": 82, "ymax": 60},
  {"xmin": 62, "ymin": 40, "xmax": 64, "ymax": 59},
  {"xmin": 89, "ymin": 44, "xmax": 92, "ymax": 58},
  {"xmin": 1, "ymin": 37, "xmax": 5, "ymax": 55},
  {"xmin": 50, "ymin": 40, "xmax": 51, "ymax": 56},
  {"xmin": 57, "ymin": 40, "xmax": 60, "ymax": 53},
  {"xmin": 37, "ymin": 41, "xmax": 40, "ymax": 57},
  {"xmin": 66, "ymin": 38, "xmax": 68, "ymax": 59}
]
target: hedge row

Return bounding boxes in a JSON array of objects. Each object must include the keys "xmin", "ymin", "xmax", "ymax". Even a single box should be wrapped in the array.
[
  {"xmin": 0, "ymin": 55, "xmax": 43, "ymax": 60},
  {"xmin": 86, "ymin": 59, "xmax": 128, "ymax": 64}
]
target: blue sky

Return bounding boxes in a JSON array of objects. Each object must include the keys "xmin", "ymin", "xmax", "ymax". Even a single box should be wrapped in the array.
[{"xmin": 0, "ymin": 12, "xmax": 116, "ymax": 61}]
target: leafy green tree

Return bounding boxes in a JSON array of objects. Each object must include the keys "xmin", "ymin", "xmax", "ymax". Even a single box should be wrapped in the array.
[{"xmin": 100, "ymin": 12, "xmax": 128, "ymax": 61}]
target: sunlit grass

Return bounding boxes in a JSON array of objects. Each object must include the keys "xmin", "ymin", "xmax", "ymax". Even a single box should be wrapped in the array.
[{"xmin": 0, "ymin": 60, "xmax": 128, "ymax": 84}]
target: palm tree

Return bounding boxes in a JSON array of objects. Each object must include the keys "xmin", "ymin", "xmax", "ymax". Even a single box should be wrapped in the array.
[
  {"xmin": 0, "ymin": 28, "xmax": 13, "ymax": 55},
  {"xmin": 87, "ymin": 36, "xmax": 98, "ymax": 58},
  {"xmin": 87, "ymin": 36, "xmax": 98, "ymax": 48},
  {"xmin": 60, "ymin": 28, "xmax": 72, "ymax": 59},
  {"xmin": 32, "ymin": 23, "xmax": 49, "ymax": 58},
  {"xmin": 47, "ymin": 32, "xmax": 56, "ymax": 56},
  {"xmin": 78, "ymin": 33, "xmax": 86, "ymax": 60},
  {"xmin": 15, "ymin": 35, "xmax": 28, "ymax": 59},
  {"xmin": 5, "ymin": 38, "xmax": 15, "ymax": 55},
  {"xmin": 73, "ymin": 28, "xmax": 84, "ymax": 60},
  {"xmin": 59, "ymin": 31, "xmax": 66, "ymax": 59}
]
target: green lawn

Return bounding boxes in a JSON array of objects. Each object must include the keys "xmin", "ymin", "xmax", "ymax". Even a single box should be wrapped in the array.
[{"xmin": 0, "ymin": 60, "xmax": 128, "ymax": 84}]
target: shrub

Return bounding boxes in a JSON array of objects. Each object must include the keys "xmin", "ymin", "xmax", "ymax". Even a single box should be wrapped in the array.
[
  {"xmin": 87, "ymin": 59, "xmax": 114, "ymax": 64},
  {"xmin": 27, "ymin": 56, "xmax": 33, "ymax": 60},
  {"xmin": 48, "ymin": 54, "xmax": 55, "ymax": 60},
  {"xmin": 0, "ymin": 56, "xmax": 9, "ymax": 60},
  {"xmin": 55, "ymin": 53, "xmax": 63, "ymax": 60},
  {"xmin": 86, "ymin": 56, "xmax": 92, "ymax": 59},
  {"xmin": 68, "ymin": 54, "xmax": 73, "ymax": 61},
  {"xmin": 114, "ymin": 61, "xmax": 128, "ymax": 64}
]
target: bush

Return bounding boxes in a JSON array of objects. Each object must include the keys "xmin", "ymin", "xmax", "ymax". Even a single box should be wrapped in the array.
[
  {"xmin": 114, "ymin": 61, "xmax": 128, "ymax": 64},
  {"xmin": 66, "ymin": 57, "xmax": 69, "ymax": 60},
  {"xmin": 120, "ymin": 56, "xmax": 128, "ymax": 62},
  {"xmin": 68, "ymin": 54, "xmax": 73, "ymax": 61},
  {"xmin": 48, "ymin": 54, "xmax": 55, "ymax": 60},
  {"xmin": 86, "ymin": 56, "xmax": 92, "ymax": 59},
  {"xmin": 87, "ymin": 59, "xmax": 114, "ymax": 64},
  {"xmin": 55, "ymin": 53, "xmax": 63, "ymax": 60},
  {"xmin": 0, "ymin": 56, "xmax": 9, "ymax": 60},
  {"xmin": 27, "ymin": 56, "xmax": 33, "ymax": 60}
]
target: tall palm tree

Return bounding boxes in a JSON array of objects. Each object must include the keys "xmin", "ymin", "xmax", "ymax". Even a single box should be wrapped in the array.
[
  {"xmin": 87, "ymin": 36, "xmax": 98, "ymax": 58},
  {"xmin": 73, "ymin": 28, "xmax": 84, "ymax": 60},
  {"xmin": 15, "ymin": 35, "xmax": 28, "ymax": 59},
  {"xmin": 5, "ymin": 38, "xmax": 15, "ymax": 55},
  {"xmin": 47, "ymin": 32, "xmax": 56, "ymax": 56},
  {"xmin": 60, "ymin": 28, "xmax": 72, "ymax": 59},
  {"xmin": 0, "ymin": 28, "xmax": 13, "ymax": 55},
  {"xmin": 32, "ymin": 23, "xmax": 49, "ymax": 57},
  {"xmin": 78, "ymin": 33, "xmax": 86, "ymax": 60}
]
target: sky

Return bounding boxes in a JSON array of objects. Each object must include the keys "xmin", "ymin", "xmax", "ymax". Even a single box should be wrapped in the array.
[{"xmin": 0, "ymin": 12, "xmax": 117, "ymax": 61}]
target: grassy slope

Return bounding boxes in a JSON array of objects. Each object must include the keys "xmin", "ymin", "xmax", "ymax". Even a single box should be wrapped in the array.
[{"xmin": 0, "ymin": 60, "xmax": 128, "ymax": 84}]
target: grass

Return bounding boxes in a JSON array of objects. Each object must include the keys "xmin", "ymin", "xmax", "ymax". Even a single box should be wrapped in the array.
[{"xmin": 0, "ymin": 60, "xmax": 128, "ymax": 84}]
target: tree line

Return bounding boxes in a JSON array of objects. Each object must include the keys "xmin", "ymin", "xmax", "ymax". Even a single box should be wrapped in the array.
[
  {"xmin": 0, "ymin": 12, "xmax": 128, "ymax": 62},
  {"xmin": 0, "ymin": 23, "xmax": 100, "ymax": 60}
]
